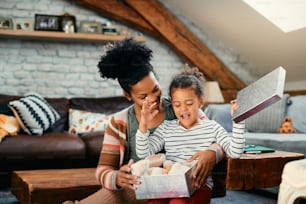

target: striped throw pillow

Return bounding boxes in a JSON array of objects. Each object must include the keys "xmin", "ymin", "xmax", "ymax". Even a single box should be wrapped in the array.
[{"xmin": 9, "ymin": 93, "xmax": 60, "ymax": 135}]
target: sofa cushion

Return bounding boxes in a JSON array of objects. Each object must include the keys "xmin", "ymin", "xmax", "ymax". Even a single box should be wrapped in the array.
[
  {"xmin": 0, "ymin": 104, "xmax": 14, "ymax": 116},
  {"xmin": 68, "ymin": 109, "xmax": 110, "ymax": 135},
  {"xmin": 9, "ymin": 93, "xmax": 60, "ymax": 135},
  {"xmin": 0, "ymin": 132, "xmax": 86, "ymax": 159},
  {"xmin": 69, "ymin": 96, "xmax": 133, "ymax": 115},
  {"xmin": 286, "ymin": 95, "xmax": 306, "ymax": 133},
  {"xmin": 81, "ymin": 131, "xmax": 104, "ymax": 159},
  {"xmin": 204, "ymin": 104, "xmax": 232, "ymax": 132},
  {"xmin": 45, "ymin": 97, "xmax": 70, "ymax": 132},
  {"xmin": 0, "ymin": 94, "xmax": 20, "ymax": 104},
  {"xmin": 245, "ymin": 133, "xmax": 306, "ymax": 156},
  {"xmin": 245, "ymin": 94, "xmax": 289, "ymax": 133}
]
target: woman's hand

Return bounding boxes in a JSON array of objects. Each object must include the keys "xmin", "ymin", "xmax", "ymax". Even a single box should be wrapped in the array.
[
  {"xmin": 116, "ymin": 159, "xmax": 140, "ymax": 190},
  {"xmin": 187, "ymin": 150, "xmax": 216, "ymax": 188},
  {"xmin": 139, "ymin": 97, "xmax": 159, "ymax": 133}
]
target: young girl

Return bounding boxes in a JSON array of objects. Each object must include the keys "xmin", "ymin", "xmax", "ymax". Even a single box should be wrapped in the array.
[{"xmin": 136, "ymin": 65, "xmax": 245, "ymax": 204}]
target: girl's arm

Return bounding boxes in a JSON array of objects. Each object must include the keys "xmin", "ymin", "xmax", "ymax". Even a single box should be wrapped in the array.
[
  {"xmin": 215, "ymin": 100, "xmax": 245, "ymax": 158},
  {"xmin": 135, "ymin": 125, "xmax": 165, "ymax": 158}
]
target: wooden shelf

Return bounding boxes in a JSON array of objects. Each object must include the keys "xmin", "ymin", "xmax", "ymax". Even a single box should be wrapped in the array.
[{"xmin": 0, "ymin": 29, "xmax": 146, "ymax": 43}]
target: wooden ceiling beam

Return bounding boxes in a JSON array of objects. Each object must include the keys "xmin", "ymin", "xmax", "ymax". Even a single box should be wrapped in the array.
[
  {"xmin": 75, "ymin": 0, "xmax": 245, "ymax": 100},
  {"xmin": 75, "ymin": 0, "xmax": 158, "ymax": 36},
  {"xmin": 124, "ymin": 0, "xmax": 245, "ymax": 90}
]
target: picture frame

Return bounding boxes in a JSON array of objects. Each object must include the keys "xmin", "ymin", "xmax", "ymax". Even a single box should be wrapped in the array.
[
  {"xmin": 14, "ymin": 19, "xmax": 34, "ymax": 31},
  {"xmin": 34, "ymin": 14, "xmax": 61, "ymax": 31},
  {"xmin": 0, "ymin": 17, "xmax": 13, "ymax": 30},
  {"xmin": 79, "ymin": 21, "xmax": 102, "ymax": 34},
  {"xmin": 102, "ymin": 26, "xmax": 118, "ymax": 35},
  {"xmin": 60, "ymin": 13, "xmax": 76, "ymax": 33}
]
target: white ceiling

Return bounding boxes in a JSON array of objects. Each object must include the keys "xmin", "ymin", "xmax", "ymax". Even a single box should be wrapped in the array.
[
  {"xmin": 163, "ymin": 0, "xmax": 306, "ymax": 91},
  {"xmin": 243, "ymin": 0, "xmax": 306, "ymax": 33}
]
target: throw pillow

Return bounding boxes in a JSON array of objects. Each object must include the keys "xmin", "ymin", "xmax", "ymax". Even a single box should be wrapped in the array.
[
  {"xmin": 68, "ymin": 109, "xmax": 110, "ymax": 136},
  {"xmin": 286, "ymin": 95, "xmax": 306, "ymax": 133},
  {"xmin": 245, "ymin": 94, "xmax": 289, "ymax": 133},
  {"xmin": 8, "ymin": 92, "xmax": 60, "ymax": 135}
]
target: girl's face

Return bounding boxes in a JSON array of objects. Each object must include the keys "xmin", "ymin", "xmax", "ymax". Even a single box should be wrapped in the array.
[
  {"xmin": 171, "ymin": 87, "xmax": 204, "ymax": 129},
  {"xmin": 127, "ymin": 72, "xmax": 162, "ymax": 111}
]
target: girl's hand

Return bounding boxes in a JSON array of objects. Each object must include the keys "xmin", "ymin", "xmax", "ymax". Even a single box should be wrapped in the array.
[
  {"xmin": 230, "ymin": 100, "xmax": 238, "ymax": 116},
  {"xmin": 116, "ymin": 159, "xmax": 140, "ymax": 190}
]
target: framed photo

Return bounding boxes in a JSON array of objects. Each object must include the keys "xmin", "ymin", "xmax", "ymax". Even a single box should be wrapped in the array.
[
  {"xmin": 0, "ymin": 17, "xmax": 13, "ymax": 30},
  {"xmin": 14, "ymin": 19, "xmax": 34, "ymax": 31},
  {"xmin": 34, "ymin": 14, "xmax": 61, "ymax": 31},
  {"xmin": 102, "ymin": 26, "xmax": 118, "ymax": 35},
  {"xmin": 61, "ymin": 13, "xmax": 76, "ymax": 33},
  {"xmin": 79, "ymin": 21, "xmax": 102, "ymax": 34}
]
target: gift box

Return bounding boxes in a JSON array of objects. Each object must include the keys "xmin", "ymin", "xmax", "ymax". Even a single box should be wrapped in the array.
[
  {"xmin": 135, "ymin": 164, "xmax": 196, "ymax": 200},
  {"xmin": 232, "ymin": 66, "xmax": 286, "ymax": 123}
]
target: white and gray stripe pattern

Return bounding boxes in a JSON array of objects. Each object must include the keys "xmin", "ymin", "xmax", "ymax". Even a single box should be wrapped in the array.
[
  {"xmin": 136, "ymin": 119, "xmax": 245, "ymax": 162},
  {"xmin": 9, "ymin": 93, "xmax": 60, "ymax": 135}
]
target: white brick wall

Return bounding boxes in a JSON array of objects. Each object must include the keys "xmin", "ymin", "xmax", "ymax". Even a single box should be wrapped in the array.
[{"xmin": 0, "ymin": 0, "xmax": 255, "ymax": 98}]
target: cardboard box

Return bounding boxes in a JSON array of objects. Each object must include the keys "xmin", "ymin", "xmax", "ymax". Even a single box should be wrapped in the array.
[
  {"xmin": 232, "ymin": 66, "xmax": 286, "ymax": 123},
  {"xmin": 135, "ymin": 165, "xmax": 196, "ymax": 200}
]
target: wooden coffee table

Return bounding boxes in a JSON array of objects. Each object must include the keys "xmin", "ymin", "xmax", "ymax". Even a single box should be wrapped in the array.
[
  {"xmin": 11, "ymin": 168, "xmax": 101, "ymax": 204},
  {"xmin": 226, "ymin": 150, "xmax": 305, "ymax": 190}
]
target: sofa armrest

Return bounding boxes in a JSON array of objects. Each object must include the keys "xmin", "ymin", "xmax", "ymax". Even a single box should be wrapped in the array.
[{"xmin": 80, "ymin": 131, "xmax": 104, "ymax": 160}]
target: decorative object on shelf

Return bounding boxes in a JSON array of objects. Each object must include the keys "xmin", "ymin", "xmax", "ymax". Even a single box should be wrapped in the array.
[
  {"xmin": 14, "ymin": 18, "xmax": 34, "ymax": 31},
  {"xmin": 60, "ymin": 13, "xmax": 76, "ymax": 33},
  {"xmin": 119, "ymin": 26, "xmax": 129, "ymax": 36},
  {"xmin": 34, "ymin": 14, "xmax": 61, "ymax": 31},
  {"xmin": 102, "ymin": 22, "xmax": 118, "ymax": 35},
  {"xmin": 79, "ymin": 21, "xmax": 102, "ymax": 34},
  {"xmin": 0, "ymin": 17, "xmax": 13, "ymax": 30},
  {"xmin": 102, "ymin": 26, "xmax": 118, "ymax": 35}
]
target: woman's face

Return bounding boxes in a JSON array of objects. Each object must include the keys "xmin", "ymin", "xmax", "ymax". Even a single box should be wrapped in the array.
[{"xmin": 128, "ymin": 72, "xmax": 162, "ymax": 111}]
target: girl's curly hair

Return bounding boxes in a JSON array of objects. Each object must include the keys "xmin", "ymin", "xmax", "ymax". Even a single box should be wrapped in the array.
[
  {"xmin": 169, "ymin": 64, "xmax": 205, "ymax": 98},
  {"xmin": 97, "ymin": 38, "xmax": 156, "ymax": 93}
]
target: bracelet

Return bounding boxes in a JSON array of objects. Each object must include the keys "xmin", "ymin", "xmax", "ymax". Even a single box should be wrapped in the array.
[{"xmin": 207, "ymin": 146, "xmax": 222, "ymax": 164}]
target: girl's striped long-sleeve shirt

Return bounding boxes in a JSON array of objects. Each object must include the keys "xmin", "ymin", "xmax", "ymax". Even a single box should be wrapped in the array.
[{"xmin": 136, "ymin": 119, "xmax": 245, "ymax": 162}]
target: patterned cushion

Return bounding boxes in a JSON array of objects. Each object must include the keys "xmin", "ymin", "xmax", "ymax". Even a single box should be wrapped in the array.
[
  {"xmin": 8, "ymin": 92, "xmax": 60, "ymax": 135},
  {"xmin": 245, "ymin": 94, "xmax": 289, "ymax": 133},
  {"xmin": 68, "ymin": 109, "xmax": 110, "ymax": 136}
]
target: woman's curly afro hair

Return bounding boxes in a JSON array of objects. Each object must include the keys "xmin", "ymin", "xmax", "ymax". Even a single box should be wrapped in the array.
[{"xmin": 97, "ymin": 38, "xmax": 156, "ymax": 93}]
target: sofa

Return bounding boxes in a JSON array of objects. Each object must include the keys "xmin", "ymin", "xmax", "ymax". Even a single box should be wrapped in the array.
[
  {"xmin": 0, "ymin": 93, "xmax": 133, "ymax": 188},
  {"xmin": 204, "ymin": 94, "xmax": 306, "ymax": 156},
  {"xmin": 0, "ymin": 93, "xmax": 227, "ymax": 198}
]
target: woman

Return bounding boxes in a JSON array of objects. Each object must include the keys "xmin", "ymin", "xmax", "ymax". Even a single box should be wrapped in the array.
[{"xmin": 63, "ymin": 38, "xmax": 223, "ymax": 204}]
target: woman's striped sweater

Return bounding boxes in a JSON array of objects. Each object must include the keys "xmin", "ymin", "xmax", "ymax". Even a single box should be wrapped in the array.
[{"xmin": 95, "ymin": 107, "xmax": 130, "ymax": 190}]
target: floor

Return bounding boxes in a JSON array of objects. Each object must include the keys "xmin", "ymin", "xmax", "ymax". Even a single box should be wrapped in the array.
[
  {"xmin": 0, "ymin": 187, "xmax": 279, "ymax": 204},
  {"xmin": 212, "ymin": 188, "xmax": 278, "ymax": 204}
]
